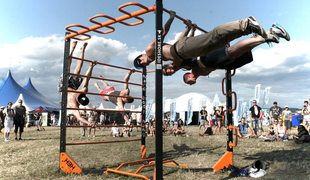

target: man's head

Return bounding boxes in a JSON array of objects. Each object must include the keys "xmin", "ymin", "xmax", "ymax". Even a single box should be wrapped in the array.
[
  {"xmin": 183, "ymin": 72, "xmax": 197, "ymax": 85},
  {"xmin": 18, "ymin": 99, "xmax": 23, "ymax": 106},
  {"xmin": 253, "ymin": 100, "xmax": 257, "ymax": 105},
  {"xmin": 241, "ymin": 117, "xmax": 246, "ymax": 124},
  {"xmin": 273, "ymin": 101, "xmax": 277, "ymax": 107},
  {"xmin": 77, "ymin": 94, "xmax": 89, "ymax": 106},
  {"xmin": 133, "ymin": 54, "xmax": 150, "ymax": 69},
  {"xmin": 0, "ymin": 106, "xmax": 4, "ymax": 111},
  {"xmin": 122, "ymin": 95, "xmax": 134, "ymax": 104},
  {"xmin": 285, "ymin": 105, "xmax": 289, "ymax": 110},
  {"xmin": 274, "ymin": 119, "xmax": 278, "ymax": 124},
  {"xmin": 304, "ymin": 101, "xmax": 309, "ymax": 106},
  {"xmin": 202, "ymin": 105, "xmax": 206, "ymax": 109}
]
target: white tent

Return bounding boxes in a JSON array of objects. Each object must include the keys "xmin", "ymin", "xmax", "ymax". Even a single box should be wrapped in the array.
[
  {"xmin": 12, "ymin": 93, "xmax": 34, "ymax": 111},
  {"xmin": 97, "ymin": 103, "xmax": 105, "ymax": 110}
]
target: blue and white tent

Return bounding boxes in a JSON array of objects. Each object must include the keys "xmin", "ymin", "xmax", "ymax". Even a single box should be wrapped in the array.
[{"xmin": 0, "ymin": 71, "xmax": 60, "ymax": 111}]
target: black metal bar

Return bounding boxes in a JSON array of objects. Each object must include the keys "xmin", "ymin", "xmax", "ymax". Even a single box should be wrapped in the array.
[
  {"xmin": 155, "ymin": 0, "xmax": 163, "ymax": 179},
  {"xmin": 141, "ymin": 66, "xmax": 147, "ymax": 152},
  {"xmin": 225, "ymin": 69, "xmax": 233, "ymax": 152},
  {"xmin": 59, "ymin": 33, "xmax": 71, "ymax": 173},
  {"xmin": 60, "ymin": 33, "xmax": 70, "ymax": 154}
]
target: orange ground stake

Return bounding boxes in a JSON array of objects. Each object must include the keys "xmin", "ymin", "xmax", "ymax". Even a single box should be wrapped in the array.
[
  {"xmin": 212, "ymin": 151, "xmax": 233, "ymax": 171},
  {"xmin": 59, "ymin": 152, "xmax": 82, "ymax": 174}
]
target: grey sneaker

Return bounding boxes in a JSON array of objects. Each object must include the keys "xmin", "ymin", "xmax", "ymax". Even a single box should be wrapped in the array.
[
  {"xmin": 265, "ymin": 34, "xmax": 279, "ymax": 43},
  {"xmin": 270, "ymin": 23, "xmax": 290, "ymax": 41},
  {"xmin": 248, "ymin": 16, "xmax": 267, "ymax": 38}
]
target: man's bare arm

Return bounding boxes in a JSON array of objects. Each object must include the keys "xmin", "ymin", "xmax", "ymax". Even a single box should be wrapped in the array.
[
  {"xmin": 124, "ymin": 69, "xmax": 135, "ymax": 91},
  {"xmin": 145, "ymin": 11, "xmax": 176, "ymax": 56}
]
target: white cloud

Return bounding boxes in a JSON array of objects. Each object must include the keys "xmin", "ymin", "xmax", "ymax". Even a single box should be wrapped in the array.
[{"xmin": 1, "ymin": 34, "xmax": 309, "ymax": 109}]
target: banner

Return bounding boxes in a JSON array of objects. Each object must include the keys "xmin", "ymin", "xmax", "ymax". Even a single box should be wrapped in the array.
[
  {"xmin": 145, "ymin": 99, "xmax": 154, "ymax": 122},
  {"xmin": 187, "ymin": 98, "xmax": 193, "ymax": 125},
  {"xmin": 254, "ymin": 84, "xmax": 261, "ymax": 103},
  {"xmin": 236, "ymin": 97, "xmax": 244, "ymax": 122},
  {"xmin": 163, "ymin": 97, "xmax": 166, "ymax": 120},
  {"xmin": 170, "ymin": 98, "xmax": 177, "ymax": 122},
  {"xmin": 264, "ymin": 86, "xmax": 271, "ymax": 105},
  {"xmin": 198, "ymin": 97, "xmax": 208, "ymax": 123},
  {"xmin": 213, "ymin": 94, "xmax": 220, "ymax": 110},
  {"xmin": 241, "ymin": 102, "xmax": 247, "ymax": 118}
]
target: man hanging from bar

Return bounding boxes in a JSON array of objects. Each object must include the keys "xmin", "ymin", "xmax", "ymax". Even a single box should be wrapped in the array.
[
  {"xmin": 58, "ymin": 41, "xmax": 97, "ymax": 125},
  {"xmin": 160, "ymin": 18, "xmax": 290, "ymax": 85},
  {"xmin": 93, "ymin": 69, "xmax": 135, "ymax": 125},
  {"xmin": 133, "ymin": 11, "xmax": 290, "ymax": 85}
]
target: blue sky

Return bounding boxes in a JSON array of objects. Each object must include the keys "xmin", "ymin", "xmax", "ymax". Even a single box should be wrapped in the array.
[{"xmin": 0, "ymin": 0, "xmax": 310, "ymax": 109}]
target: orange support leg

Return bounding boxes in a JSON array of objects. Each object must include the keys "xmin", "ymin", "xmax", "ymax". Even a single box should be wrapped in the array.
[
  {"xmin": 212, "ymin": 151, "xmax": 233, "ymax": 171},
  {"xmin": 59, "ymin": 152, "xmax": 82, "ymax": 174}
]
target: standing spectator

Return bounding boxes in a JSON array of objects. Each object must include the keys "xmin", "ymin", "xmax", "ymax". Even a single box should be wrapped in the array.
[
  {"xmin": 249, "ymin": 100, "xmax": 263, "ymax": 138},
  {"xmin": 35, "ymin": 113, "xmax": 41, "ymax": 131},
  {"xmin": 88, "ymin": 110, "xmax": 98, "ymax": 137},
  {"xmin": 3, "ymin": 102, "xmax": 15, "ymax": 142},
  {"xmin": 214, "ymin": 106, "xmax": 224, "ymax": 135},
  {"xmin": 100, "ymin": 112, "xmax": 105, "ymax": 125},
  {"xmin": 130, "ymin": 113, "xmax": 138, "ymax": 132},
  {"xmin": 199, "ymin": 106, "xmax": 207, "ymax": 134},
  {"xmin": 210, "ymin": 106, "xmax": 217, "ymax": 127},
  {"xmin": 80, "ymin": 110, "xmax": 88, "ymax": 136},
  {"xmin": 268, "ymin": 101, "xmax": 282, "ymax": 125},
  {"xmin": 50, "ymin": 113, "xmax": 56, "ymax": 126},
  {"xmin": 301, "ymin": 101, "xmax": 309, "ymax": 115},
  {"xmin": 282, "ymin": 105, "xmax": 292, "ymax": 135},
  {"xmin": 237, "ymin": 117, "xmax": 253, "ymax": 138},
  {"xmin": 0, "ymin": 106, "xmax": 5, "ymax": 133},
  {"xmin": 13, "ymin": 99, "xmax": 27, "ymax": 140}
]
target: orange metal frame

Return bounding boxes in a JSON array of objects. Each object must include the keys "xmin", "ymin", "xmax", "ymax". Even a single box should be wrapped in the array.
[
  {"xmin": 105, "ymin": 158, "xmax": 189, "ymax": 180},
  {"xmin": 65, "ymin": 2, "xmax": 208, "ymax": 41},
  {"xmin": 60, "ymin": 2, "xmax": 212, "ymax": 178}
]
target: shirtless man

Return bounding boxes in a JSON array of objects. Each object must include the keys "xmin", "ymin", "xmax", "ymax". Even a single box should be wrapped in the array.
[
  {"xmin": 133, "ymin": 11, "xmax": 274, "ymax": 69},
  {"xmin": 58, "ymin": 41, "xmax": 97, "ymax": 125},
  {"xmin": 93, "ymin": 69, "xmax": 135, "ymax": 124},
  {"xmin": 161, "ymin": 20, "xmax": 290, "ymax": 85}
]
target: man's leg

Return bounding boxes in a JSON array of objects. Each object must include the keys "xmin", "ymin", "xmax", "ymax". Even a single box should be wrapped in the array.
[
  {"xmin": 69, "ymin": 41, "xmax": 78, "ymax": 71},
  {"xmin": 98, "ymin": 75, "xmax": 110, "ymax": 89},
  {"xmin": 73, "ymin": 42, "xmax": 88, "ymax": 75},
  {"xmin": 93, "ymin": 81, "xmax": 104, "ymax": 93},
  {"xmin": 176, "ymin": 18, "xmax": 261, "ymax": 60}
]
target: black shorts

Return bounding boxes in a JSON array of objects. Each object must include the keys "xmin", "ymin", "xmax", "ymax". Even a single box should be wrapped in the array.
[
  {"xmin": 58, "ymin": 74, "xmax": 83, "ymax": 92},
  {"xmin": 131, "ymin": 120, "xmax": 137, "ymax": 126},
  {"xmin": 14, "ymin": 122, "xmax": 24, "ymax": 133},
  {"xmin": 200, "ymin": 47, "xmax": 253, "ymax": 69}
]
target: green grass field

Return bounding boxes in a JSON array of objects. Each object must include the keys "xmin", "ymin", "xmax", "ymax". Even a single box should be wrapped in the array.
[{"xmin": 0, "ymin": 125, "xmax": 309, "ymax": 180}]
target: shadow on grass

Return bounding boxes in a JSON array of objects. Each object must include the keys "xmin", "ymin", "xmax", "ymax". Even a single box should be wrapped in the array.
[{"xmin": 148, "ymin": 143, "xmax": 223, "ymax": 160}]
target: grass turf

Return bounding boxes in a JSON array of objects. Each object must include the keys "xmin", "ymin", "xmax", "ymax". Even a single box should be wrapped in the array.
[{"xmin": 0, "ymin": 125, "xmax": 309, "ymax": 180}]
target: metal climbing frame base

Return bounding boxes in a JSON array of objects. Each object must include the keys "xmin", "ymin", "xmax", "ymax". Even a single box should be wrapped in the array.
[{"xmin": 105, "ymin": 158, "xmax": 189, "ymax": 180}]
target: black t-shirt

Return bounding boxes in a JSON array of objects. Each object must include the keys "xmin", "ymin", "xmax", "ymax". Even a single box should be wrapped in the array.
[
  {"xmin": 249, "ymin": 105, "xmax": 262, "ymax": 118},
  {"xmin": 269, "ymin": 106, "xmax": 282, "ymax": 118},
  {"xmin": 200, "ymin": 110, "xmax": 207, "ymax": 120},
  {"xmin": 15, "ymin": 105, "xmax": 26, "ymax": 119}
]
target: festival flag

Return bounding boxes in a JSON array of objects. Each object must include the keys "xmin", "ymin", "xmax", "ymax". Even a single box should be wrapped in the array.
[
  {"xmin": 187, "ymin": 98, "xmax": 193, "ymax": 125},
  {"xmin": 163, "ymin": 97, "xmax": 166, "ymax": 120},
  {"xmin": 236, "ymin": 97, "xmax": 244, "ymax": 123},
  {"xmin": 146, "ymin": 99, "xmax": 154, "ymax": 122},
  {"xmin": 241, "ymin": 102, "xmax": 247, "ymax": 117},
  {"xmin": 170, "ymin": 98, "xmax": 177, "ymax": 122},
  {"xmin": 213, "ymin": 94, "xmax": 220, "ymax": 109},
  {"xmin": 254, "ymin": 84, "xmax": 261, "ymax": 103},
  {"xmin": 264, "ymin": 86, "xmax": 272, "ymax": 105}
]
